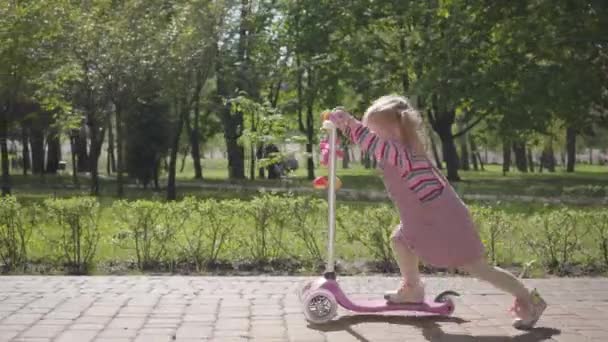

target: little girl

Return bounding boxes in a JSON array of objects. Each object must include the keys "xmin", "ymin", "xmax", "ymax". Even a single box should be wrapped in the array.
[{"xmin": 326, "ymin": 95, "xmax": 546, "ymax": 330}]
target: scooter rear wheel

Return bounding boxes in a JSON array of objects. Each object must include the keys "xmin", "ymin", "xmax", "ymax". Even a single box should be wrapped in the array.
[
  {"xmin": 434, "ymin": 290, "xmax": 460, "ymax": 316},
  {"xmin": 303, "ymin": 289, "xmax": 338, "ymax": 324}
]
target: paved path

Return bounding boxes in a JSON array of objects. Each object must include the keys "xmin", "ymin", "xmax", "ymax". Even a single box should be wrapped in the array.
[{"xmin": 0, "ymin": 276, "xmax": 606, "ymax": 342}]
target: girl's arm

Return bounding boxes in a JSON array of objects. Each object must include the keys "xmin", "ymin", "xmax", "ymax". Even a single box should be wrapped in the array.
[{"xmin": 328, "ymin": 111, "xmax": 431, "ymax": 176}]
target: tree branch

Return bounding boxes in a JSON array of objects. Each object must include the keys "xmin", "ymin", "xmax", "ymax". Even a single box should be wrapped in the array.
[{"xmin": 452, "ymin": 113, "xmax": 487, "ymax": 138}]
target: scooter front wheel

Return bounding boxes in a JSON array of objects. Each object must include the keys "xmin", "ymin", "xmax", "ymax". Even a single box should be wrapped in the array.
[{"xmin": 303, "ymin": 289, "xmax": 338, "ymax": 324}]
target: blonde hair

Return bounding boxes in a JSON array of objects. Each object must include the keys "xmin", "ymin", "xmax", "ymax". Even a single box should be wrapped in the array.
[{"xmin": 363, "ymin": 95, "xmax": 428, "ymax": 155}]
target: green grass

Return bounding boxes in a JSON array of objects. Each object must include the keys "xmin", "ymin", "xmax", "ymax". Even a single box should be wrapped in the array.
[
  {"xmin": 5, "ymin": 159, "xmax": 608, "ymax": 203},
  {"xmin": 176, "ymin": 159, "xmax": 608, "ymax": 197}
]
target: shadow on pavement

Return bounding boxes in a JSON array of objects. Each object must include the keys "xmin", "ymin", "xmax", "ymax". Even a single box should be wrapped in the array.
[{"xmin": 308, "ymin": 315, "xmax": 560, "ymax": 342}]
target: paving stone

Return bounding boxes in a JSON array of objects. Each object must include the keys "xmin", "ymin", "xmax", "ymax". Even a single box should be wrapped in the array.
[{"xmin": 0, "ymin": 276, "xmax": 604, "ymax": 341}]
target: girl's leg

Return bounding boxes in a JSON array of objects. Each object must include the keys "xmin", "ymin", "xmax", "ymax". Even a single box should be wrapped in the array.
[
  {"xmin": 392, "ymin": 230, "xmax": 421, "ymax": 285},
  {"xmin": 460, "ymin": 258, "xmax": 547, "ymax": 329},
  {"xmin": 385, "ymin": 225, "xmax": 424, "ymax": 303},
  {"xmin": 460, "ymin": 258, "xmax": 530, "ymax": 300}
]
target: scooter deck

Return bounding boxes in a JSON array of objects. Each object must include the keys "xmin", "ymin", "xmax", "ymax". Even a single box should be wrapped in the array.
[
  {"xmin": 343, "ymin": 298, "xmax": 450, "ymax": 314},
  {"xmin": 317, "ymin": 280, "xmax": 456, "ymax": 315}
]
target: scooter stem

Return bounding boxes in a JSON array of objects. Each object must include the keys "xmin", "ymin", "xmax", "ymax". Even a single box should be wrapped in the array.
[{"xmin": 324, "ymin": 120, "xmax": 337, "ymax": 277}]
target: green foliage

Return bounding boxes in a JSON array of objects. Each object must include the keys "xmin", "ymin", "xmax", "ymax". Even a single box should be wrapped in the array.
[
  {"xmin": 525, "ymin": 208, "xmax": 588, "ymax": 274},
  {"xmin": 1, "ymin": 195, "xmax": 608, "ymax": 276},
  {"xmin": 125, "ymin": 97, "xmax": 171, "ymax": 186},
  {"xmin": 178, "ymin": 197, "xmax": 239, "ymax": 271},
  {"xmin": 0, "ymin": 196, "xmax": 36, "ymax": 271},
  {"xmin": 242, "ymin": 193, "xmax": 292, "ymax": 262},
  {"xmin": 337, "ymin": 204, "xmax": 399, "ymax": 271},
  {"xmin": 286, "ymin": 197, "xmax": 327, "ymax": 263},
  {"xmin": 471, "ymin": 205, "xmax": 522, "ymax": 266},
  {"xmin": 112, "ymin": 200, "xmax": 183, "ymax": 271},
  {"xmin": 589, "ymin": 210, "xmax": 608, "ymax": 269},
  {"xmin": 41, "ymin": 197, "xmax": 101, "ymax": 274}
]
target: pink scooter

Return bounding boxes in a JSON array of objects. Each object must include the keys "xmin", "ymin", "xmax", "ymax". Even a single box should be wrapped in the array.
[{"xmin": 298, "ymin": 117, "xmax": 459, "ymax": 324}]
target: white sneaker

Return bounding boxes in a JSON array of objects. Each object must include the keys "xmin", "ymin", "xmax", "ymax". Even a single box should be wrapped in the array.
[
  {"xmin": 384, "ymin": 280, "xmax": 425, "ymax": 303},
  {"xmin": 512, "ymin": 289, "xmax": 547, "ymax": 330}
]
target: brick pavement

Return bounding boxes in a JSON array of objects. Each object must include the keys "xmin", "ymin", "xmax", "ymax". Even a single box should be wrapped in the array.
[{"xmin": 0, "ymin": 276, "xmax": 606, "ymax": 342}]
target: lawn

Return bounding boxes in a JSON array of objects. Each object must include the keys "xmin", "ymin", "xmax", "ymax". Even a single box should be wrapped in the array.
[{"xmin": 6, "ymin": 159, "xmax": 607, "ymax": 202}]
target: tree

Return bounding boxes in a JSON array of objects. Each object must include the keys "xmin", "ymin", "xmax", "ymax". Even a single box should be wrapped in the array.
[
  {"xmin": 284, "ymin": 0, "xmax": 343, "ymax": 180},
  {"xmin": 125, "ymin": 95, "xmax": 170, "ymax": 189},
  {"xmin": 0, "ymin": 1, "xmax": 70, "ymax": 195}
]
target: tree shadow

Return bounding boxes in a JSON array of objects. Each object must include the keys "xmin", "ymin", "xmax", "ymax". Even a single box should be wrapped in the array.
[{"xmin": 308, "ymin": 315, "xmax": 560, "ymax": 342}]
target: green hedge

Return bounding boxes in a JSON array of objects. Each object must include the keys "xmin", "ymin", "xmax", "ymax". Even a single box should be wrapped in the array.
[{"xmin": 1, "ymin": 194, "xmax": 607, "ymax": 276}]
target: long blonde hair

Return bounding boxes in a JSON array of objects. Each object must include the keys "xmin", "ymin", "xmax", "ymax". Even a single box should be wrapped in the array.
[{"xmin": 363, "ymin": 95, "xmax": 428, "ymax": 156}]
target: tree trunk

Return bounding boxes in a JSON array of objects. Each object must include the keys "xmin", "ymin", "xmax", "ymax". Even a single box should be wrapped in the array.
[
  {"xmin": 249, "ymin": 111, "xmax": 256, "ymax": 181},
  {"xmin": 429, "ymin": 131, "xmax": 443, "ymax": 169},
  {"xmin": 21, "ymin": 126, "xmax": 30, "ymax": 175},
  {"xmin": 502, "ymin": 139, "xmax": 511, "ymax": 175},
  {"xmin": 216, "ymin": 43, "xmax": 245, "ymax": 180},
  {"xmin": 70, "ymin": 133, "xmax": 79, "ymax": 186},
  {"xmin": 432, "ymin": 110, "xmax": 460, "ymax": 181},
  {"xmin": 153, "ymin": 157, "xmax": 160, "ymax": 191},
  {"xmin": 106, "ymin": 113, "xmax": 116, "ymax": 174},
  {"xmin": 30, "ymin": 128, "xmax": 45, "ymax": 175},
  {"xmin": 305, "ymin": 103, "xmax": 315, "ymax": 180},
  {"xmin": 88, "ymin": 120, "xmax": 106, "ymax": 196},
  {"xmin": 75, "ymin": 126, "xmax": 88, "ymax": 172},
  {"xmin": 1, "ymin": 113, "xmax": 10, "ymax": 196},
  {"xmin": 89, "ymin": 136, "xmax": 100, "ymax": 196},
  {"xmin": 46, "ymin": 130, "xmax": 61, "ymax": 174},
  {"xmin": 541, "ymin": 142, "xmax": 556, "ymax": 172},
  {"xmin": 167, "ymin": 103, "xmax": 186, "ymax": 201},
  {"xmin": 223, "ymin": 116, "xmax": 245, "ymax": 180},
  {"xmin": 589, "ymin": 148, "xmax": 593, "ymax": 165},
  {"xmin": 566, "ymin": 126, "xmax": 576, "ymax": 172},
  {"xmin": 476, "ymin": 152, "xmax": 485, "ymax": 171},
  {"xmin": 190, "ymin": 74, "xmax": 203, "ymax": 180},
  {"xmin": 527, "ymin": 147, "xmax": 535, "ymax": 172},
  {"xmin": 257, "ymin": 144, "xmax": 265, "ymax": 179},
  {"xmin": 180, "ymin": 146, "xmax": 189, "ymax": 173},
  {"xmin": 115, "ymin": 105, "xmax": 124, "ymax": 197},
  {"xmin": 469, "ymin": 136, "xmax": 479, "ymax": 171},
  {"xmin": 342, "ymin": 144, "xmax": 350, "ymax": 169},
  {"xmin": 362, "ymin": 152, "xmax": 371, "ymax": 169},
  {"xmin": 458, "ymin": 123, "xmax": 470, "ymax": 171},
  {"xmin": 512, "ymin": 141, "xmax": 528, "ymax": 172},
  {"xmin": 304, "ymin": 71, "xmax": 316, "ymax": 181}
]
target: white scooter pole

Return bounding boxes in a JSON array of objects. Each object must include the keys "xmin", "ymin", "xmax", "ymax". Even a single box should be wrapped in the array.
[{"xmin": 322, "ymin": 120, "xmax": 337, "ymax": 279}]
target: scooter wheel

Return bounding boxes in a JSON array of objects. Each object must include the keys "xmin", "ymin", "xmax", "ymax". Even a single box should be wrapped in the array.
[
  {"xmin": 434, "ymin": 290, "xmax": 460, "ymax": 303},
  {"xmin": 434, "ymin": 290, "xmax": 460, "ymax": 316},
  {"xmin": 303, "ymin": 289, "xmax": 338, "ymax": 324}
]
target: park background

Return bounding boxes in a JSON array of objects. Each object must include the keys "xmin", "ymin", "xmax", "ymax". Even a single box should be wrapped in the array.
[{"xmin": 1, "ymin": 0, "xmax": 607, "ymax": 278}]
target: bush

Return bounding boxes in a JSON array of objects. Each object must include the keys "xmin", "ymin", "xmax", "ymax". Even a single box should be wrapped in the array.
[
  {"xmin": 583, "ymin": 209, "xmax": 608, "ymax": 270},
  {"xmin": 42, "ymin": 197, "xmax": 101, "ymax": 274},
  {"xmin": 112, "ymin": 200, "xmax": 181, "ymax": 270},
  {"xmin": 0, "ymin": 196, "xmax": 36, "ymax": 272},
  {"xmin": 242, "ymin": 193, "xmax": 292, "ymax": 263},
  {"xmin": 178, "ymin": 197, "xmax": 238, "ymax": 271},
  {"xmin": 286, "ymin": 196, "xmax": 326, "ymax": 263},
  {"xmin": 338, "ymin": 204, "xmax": 399, "ymax": 272},
  {"xmin": 471, "ymin": 204, "xmax": 521, "ymax": 266},
  {"xmin": 1, "ymin": 194, "xmax": 607, "ymax": 276},
  {"xmin": 525, "ymin": 208, "xmax": 588, "ymax": 274}
]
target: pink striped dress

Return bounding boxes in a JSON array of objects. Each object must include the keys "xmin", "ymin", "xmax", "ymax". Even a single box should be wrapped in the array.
[{"xmin": 337, "ymin": 117, "xmax": 485, "ymax": 268}]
